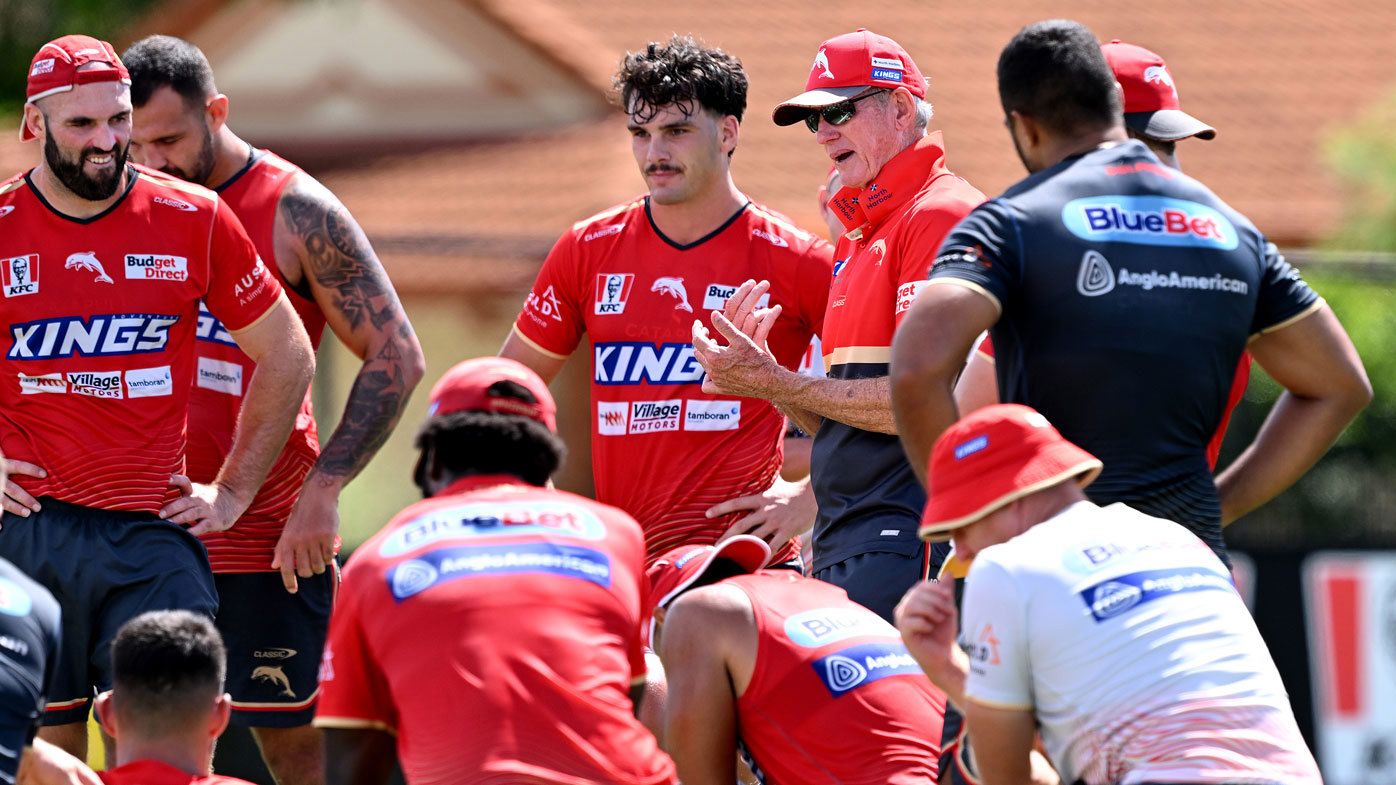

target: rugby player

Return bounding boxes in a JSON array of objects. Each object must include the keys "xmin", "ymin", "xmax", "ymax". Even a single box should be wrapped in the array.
[
  {"xmin": 315, "ymin": 357, "xmax": 675, "ymax": 785},
  {"xmin": 94, "ymin": 611, "xmax": 257, "ymax": 785},
  {"xmin": 124, "ymin": 36, "xmax": 425, "ymax": 785},
  {"xmin": 696, "ymin": 29, "xmax": 983, "ymax": 620},
  {"xmin": 955, "ymin": 38, "xmax": 1247, "ymax": 474},
  {"xmin": 0, "ymin": 35, "xmax": 314, "ymax": 758},
  {"xmin": 891, "ymin": 20, "xmax": 1370, "ymax": 564},
  {"xmin": 500, "ymin": 36, "xmax": 833, "ymax": 566},
  {"xmin": 897, "ymin": 404, "xmax": 1322, "ymax": 785},
  {"xmin": 0, "ymin": 554, "xmax": 77, "ymax": 785},
  {"xmin": 650, "ymin": 535, "xmax": 943, "ymax": 784}
]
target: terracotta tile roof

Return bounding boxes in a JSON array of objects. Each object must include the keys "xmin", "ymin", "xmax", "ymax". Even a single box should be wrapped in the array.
[{"xmin": 7, "ymin": 1, "xmax": 1396, "ymax": 292}]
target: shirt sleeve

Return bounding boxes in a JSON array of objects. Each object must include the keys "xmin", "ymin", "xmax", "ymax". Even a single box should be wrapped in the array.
[
  {"xmin": 926, "ymin": 200, "xmax": 1021, "ymax": 316},
  {"xmin": 314, "ymin": 576, "xmax": 399, "ymax": 733},
  {"xmin": 1251, "ymin": 241, "xmax": 1322, "ymax": 336},
  {"xmin": 623, "ymin": 516, "xmax": 650, "ymax": 683},
  {"xmin": 974, "ymin": 332, "xmax": 995, "ymax": 361},
  {"xmin": 960, "ymin": 556, "xmax": 1034, "ymax": 710},
  {"xmin": 203, "ymin": 200, "xmax": 284, "ymax": 332},
  {"xmin": 796, "ymin": 237, "xmax": 835, "ymax": 339},
  {"xmin": 511, "ymin": 231, "xmax": 587, "ymax": 359},
  {"xmin": 893, "ymin": 203, "xmax": 977, "ymax": 326}
]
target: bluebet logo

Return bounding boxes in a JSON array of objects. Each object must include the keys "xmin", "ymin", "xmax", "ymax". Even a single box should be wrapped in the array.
[
  {"xmin": 1079, "ymin": 566, "xmax": 1234, "ymax": 622},
  {"xmin": 387, "ymin": 542, "xmax": 612, "ymax": 601},
  {"xmin": 784, "ymin": 607, "xmax": 897, "ymax": 648},
  {"xmin": 1061, "ymin": 195, "xmax": 1239, "ymax": 250},
  {"xmin": 379, "ymin": 501, "xmax": 606, "ymax": 556},
  {"xmin": 812, "ymin": 642, "xmax": 922, "ymax": 698},
  {"xmin": 8, "ymin": 314, "xmax": 178, "ymax": 360},
  {"xmin": 594, "ymin": 342, "xmax": 704, "ymax": 385}
]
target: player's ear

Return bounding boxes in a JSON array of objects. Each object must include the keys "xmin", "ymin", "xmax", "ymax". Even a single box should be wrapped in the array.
[
  {"xmin": 211, "ymin": 692, "xmax": 232, "ymax": 737},
  {"xmin": 94, "ymin": 691, "xmax": 118, "ymax": 737},
  {"xmin": 205, "ymin": 94, "xmax": 230, "ymax": 132},
  {"xmin": 23, "ymin": 103, "xmax": 45, "ymax": 142},
  {"xmin": 719, "ymin": 114, "xmax": 740, "ymax": 156}
]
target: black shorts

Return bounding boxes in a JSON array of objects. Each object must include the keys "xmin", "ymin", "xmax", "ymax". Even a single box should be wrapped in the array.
[
  {"xmin": 216, "ymin": 565, "xmax": 337, "ymax": 727},
  {"xmin": 0, "ymin": 498, "xmax": 219, "ymax": 725},
  {"xmin": 810, "ymin": 541, "xmax": 947, "ymax": 622}
]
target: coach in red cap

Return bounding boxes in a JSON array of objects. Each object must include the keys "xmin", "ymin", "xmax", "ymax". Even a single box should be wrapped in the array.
[
  {"xmin": 897, "ymin": 403, "xmax": 1322, "ymax": 785},
  {"xmin": 317, "ymin": 356, "xmax": 676, "ymax": 785},
  {"xmin": 695, "ymin": 28, "xmax": 984, "ymax": 624},
  {"xmin": 649, "ymin": 536, "xmax": 945, "ymax": 784}
]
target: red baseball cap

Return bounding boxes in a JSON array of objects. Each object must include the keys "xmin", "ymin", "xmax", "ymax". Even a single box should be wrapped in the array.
[
  {"xmin": 21, "ymin": 35, "xmax": 131, "ymax": 142},
  {"xmin": 919, "ymin": 404, "xmax": 1102, "ymax": 541},
  {"xmin": 646, "ymin": 536, "xmax": 770, "ymax": 615},
  {"xmin": 1102, "ymin": 39, "xmax": 1215, "ymax": 142},
  {"xmin": 425, "ymin": 357, "xmax": 557, "ymax": 432},
  {"xmin": 773, "ymin": 29, "xmax": 926, "ymax": 126}
]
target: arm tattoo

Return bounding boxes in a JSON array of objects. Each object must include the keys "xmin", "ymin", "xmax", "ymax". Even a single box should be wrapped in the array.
[{"xmin": 280, "ymin": 182, "xmax": 421, "ymax": 483}]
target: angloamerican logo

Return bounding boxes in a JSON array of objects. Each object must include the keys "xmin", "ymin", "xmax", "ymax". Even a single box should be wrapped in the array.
[
  {"xmin": 812, "ymin": 642, "xmax": 922, "ymax": 698},
  {"xmin": 1062, "ymin": 195, "xmax": 1239, "ymax": 250}
]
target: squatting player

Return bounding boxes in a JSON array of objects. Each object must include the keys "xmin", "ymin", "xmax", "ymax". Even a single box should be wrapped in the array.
[
  {"xmin": 0, "ymin": 36, "xmax": 314, "ymax": 758},
  {"xmin": 124, "ymin": 36, "xmax": 425, "ymax": 785},
  {"xmin": 500, "ymin": 36, "xmax": 833, "ymax": 565},
  {"xmin": 315, "ymin": 358, "xmax": 675, "ymax": 785},
  {"xmin": 650, "ymin": 536, "xmax": 944, "ymax": 784}
]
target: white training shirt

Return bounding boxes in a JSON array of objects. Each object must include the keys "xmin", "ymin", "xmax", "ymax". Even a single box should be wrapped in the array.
[{"xmin": 961, "ymin": 501, "xmax": 1321, "ymax": 785}]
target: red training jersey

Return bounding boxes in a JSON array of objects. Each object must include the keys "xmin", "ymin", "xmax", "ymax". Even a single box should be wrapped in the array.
[
  {"xmin": 315, "ymin": 475, "xmax": 676, "ymax": 785},
  {"xmin": 100, "ymin": 760, "xmax": 255, "ymax": 785},
  {"xmin": 0, "ymin": 165, "xmax": 282, "ymax": 513},
  {"xmin": 512, "ymin": 198, "xmax": 833, "ymax": 565},
  {"xmin": 974, "ymin": 336, "xmax": 1251, "ymax": 469},
  {"xmin": 187, "ymin": 151, "xmax": 327, "ymax": 572},
  {"xmin": 727, "ymin": 571, "xmax": 944, "ymax": 784}
]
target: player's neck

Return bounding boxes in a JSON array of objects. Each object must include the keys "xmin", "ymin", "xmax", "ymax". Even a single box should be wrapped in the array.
[
  {"xmin": 648, "ymin": 175, "xmax": 746, "ymax": 246},
  {"xmin": 30, "ymin": 163, "xmax": 128, "ymax": 219},
  {"xmin": 1039, "ymin": 125, "xmax": 1129, "ymax": 170},
  {"xmin": 207, "ymin": 127, "xmax": 255, "ymax": 191},
  {"xmin": 114, "ymin": 737, "xmax": 213, "ymax": 777}
]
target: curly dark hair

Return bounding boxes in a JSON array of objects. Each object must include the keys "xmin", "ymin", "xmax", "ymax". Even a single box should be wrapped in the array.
[
  {"xmin": 412, "ymin": 378, "xmax": 566, "ymax": 494},
  {"xmin": 614, "ymin": 35, "xmax": 748, "ymax": 124}
]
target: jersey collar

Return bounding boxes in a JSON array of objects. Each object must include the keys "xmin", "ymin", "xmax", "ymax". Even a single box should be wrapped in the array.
[
  {"xmin": 438, "ymin": 474, "xmax": 537, "ymax": 496},
  {"xmin": 826, "ymin": 131, "xmax": 950, "ymax": 241}
]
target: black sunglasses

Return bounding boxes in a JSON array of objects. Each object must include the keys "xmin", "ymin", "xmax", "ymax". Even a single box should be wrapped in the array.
[{"xmin": 804, "ymin": 89, "xmax": 888, "ymax": 133}]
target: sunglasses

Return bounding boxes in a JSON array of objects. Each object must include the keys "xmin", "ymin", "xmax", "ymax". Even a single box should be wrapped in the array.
[{"xmin": 804, "ymin": 89, "xmax": 888, "ymax": 133}]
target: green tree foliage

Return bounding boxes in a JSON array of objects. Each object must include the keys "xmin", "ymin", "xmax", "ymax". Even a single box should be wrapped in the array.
[
  {"xmin": 1226, "ymin": 91, "xmax": 1396, "ymax": 549},
  {"xmin": 0, "ymin": 0, "xmax": 161, "ymax": 112}
]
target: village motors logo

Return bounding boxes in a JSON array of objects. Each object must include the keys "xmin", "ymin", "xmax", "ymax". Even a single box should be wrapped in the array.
[{"xmin": 1061, "ymin": 195, "xmax": 1239, "ymax": 250}]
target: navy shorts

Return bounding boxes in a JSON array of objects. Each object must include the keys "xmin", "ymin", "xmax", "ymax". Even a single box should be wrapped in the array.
[
  {"xmin": 216, "ymin": 565, "xmax": 337, "ymax": 727},
  {"xmin": 810, "ymin": 541, "xmax": 947, "ymax": 622},
  {"xmin": 0, "ymin": 498, "xmax": 219, "ymax": 725}
]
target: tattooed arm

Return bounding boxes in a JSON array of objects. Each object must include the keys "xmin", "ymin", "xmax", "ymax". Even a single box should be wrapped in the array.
[{"xmin": 273, "ymin": 174, "xmax": 426, "ymax": 593}]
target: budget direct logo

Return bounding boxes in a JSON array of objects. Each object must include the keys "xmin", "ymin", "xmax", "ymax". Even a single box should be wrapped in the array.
[
  {"xmin": 630, "ymin": 399, "xmax": 682, "ymax": 433},
  {"xmin": 812, "ymin": 642, "xmax": 922, "ymax": 698},
  {"xmin": 125, "ymin": 254, "xmax": 189, "ymax": 282},
  {"xmin": 702, "ymin": 283, "xmax": 770, "ymax": 312},
  {"xmin": 1061, "ymin": 195, "xmax": 1238, "ymax": 250}
]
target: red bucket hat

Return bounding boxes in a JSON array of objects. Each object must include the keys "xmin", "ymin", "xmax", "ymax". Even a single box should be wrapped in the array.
[
  {"xmin": 773, "ymin": 29, "xmax": 926, "ymax": 127},
  {"xmin": 644, "ymin": 535, "xmax": 770, "ymax": 645},
  {"xmin": 21, "ymin": 35, "xmax": 131, "ymax": 142},
  {"xmin": 919, "ymin": 404, "xmax": 1102, "ymax": 541}
]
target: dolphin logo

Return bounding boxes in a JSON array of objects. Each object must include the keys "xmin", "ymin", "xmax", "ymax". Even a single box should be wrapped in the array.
[
  {"xmin": 1143, "ymin": 65, "xmax": 1176, "ymax": 94},
  {"xmin": 252, "ymin": 665, "xmax": 296, "ymax": 698},
  {"xmin": 812, "ymin": 48, "xmax": 835, "ymax": 80},
  {"xmin": 651, "ymin": 277, "xmax": 692, "ymax": 312},
  {"xmin": 65, "ymin": 252, "xmax": 113, "ymax": 284}
]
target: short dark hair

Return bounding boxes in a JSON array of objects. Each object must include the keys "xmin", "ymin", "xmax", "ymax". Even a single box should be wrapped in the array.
[
  {"xmin": 614, "ymin": 35, "xmax": 747, "ymax": 124},
  {"xmin": 123, "ymin": 35, "xmax": 216, "ymax": 109},
  {"xmin": 997, "ymin": 20, "xmax": 1120, "ymax": 135},
  {"xmin": 412, "ymin": 380, "xmax": 565, "ymax": 492},
  {"xmin": 111, "ymin": 611, "xmax": 225, "ymax": 737}
]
